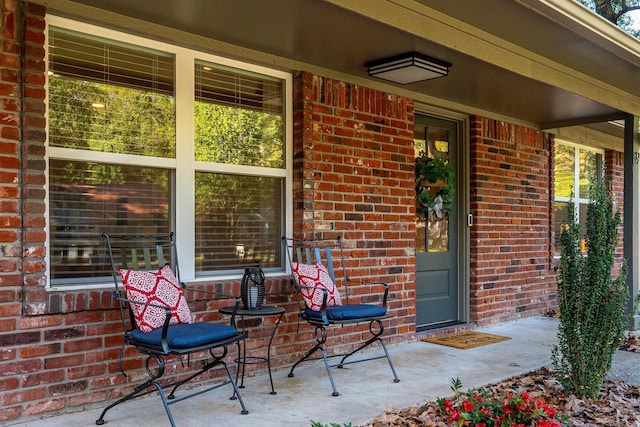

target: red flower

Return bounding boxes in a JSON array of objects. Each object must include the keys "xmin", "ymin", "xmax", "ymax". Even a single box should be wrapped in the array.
[
  {"xmin": 543, "ymin": 404, "xmax": 557, "ymax": 418},
  {"xmin": 437, "ymin": 380, "xmax": 566, "ymax": 427},
  {"xmin": 463, "ymin": 400, "xmax": 475, "ymax": 412},
  {"xmin": 443, "ymin": 399, "xmax": 454, "ymax": 411},
  {"xmin": 538, "ymin": 420, "xmax": 562, "ymax": 427}
]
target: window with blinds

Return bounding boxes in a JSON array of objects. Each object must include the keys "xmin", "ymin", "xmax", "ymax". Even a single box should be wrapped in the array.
[
  {"xmin": 48, "ymin": 27, "xmax": 176, "ymax": 285},
  {"xmin": 193, "ymin": 61, "xmax": 285, "ymax": 273},
  {"xmin": 553, "ymin": 142, "xmax": 603, "ymax": 254},
  {"xmin": 47, "ymin": 19, "xmax": 288, "ymax": 286},
  {"xmin": 49, "ymin": 160, "xmax": 171, "ymax": 283},
  {"xmin": 195, "ymin": 173, "xmax": 283, "ymax": 273},
  {"xmin": 194, "ymin": 61, "xmax": 284, "ymax": 167},
  {"xmin": 48, "ymin": 27, "xmax": 175, "ymax": 157}
]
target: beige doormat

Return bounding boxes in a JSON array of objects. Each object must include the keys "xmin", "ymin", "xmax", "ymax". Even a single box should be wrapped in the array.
[{"xmin": 421, "ymin": 331, "xmax": 511, "ymax": 349}]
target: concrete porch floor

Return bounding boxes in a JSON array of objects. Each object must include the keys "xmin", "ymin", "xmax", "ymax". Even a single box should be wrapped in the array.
[{"xmin": 7, "ymin": 316, "xmax": 640, "ymax": 427}]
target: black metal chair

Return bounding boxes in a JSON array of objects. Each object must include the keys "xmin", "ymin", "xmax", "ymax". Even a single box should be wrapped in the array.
[
  {"xmin": 282, "ymin": 236, "xmax": 400, "ymax": 396},
  {"xmin": 97, "ymin": 233, "xmax": 248, "ymax": 426}
]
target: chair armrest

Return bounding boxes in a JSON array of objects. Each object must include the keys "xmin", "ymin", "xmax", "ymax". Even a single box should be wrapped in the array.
[
  {"xmin": 373, "ymin": 282, "xmax": 390, "ymax": 309},
  {"xmin": 114, "ymin": 296, "xmax": 172, "ymax": 354},
  {"xmin": 114, "ymin": 295, "xmax": 173, "ymax": 318},
  {"xmin": 224, "ymin": 297, "xmax": 242, "ymax": 327},
  {"xmin": 294, "ymin": 284, "xmax": 330, "ymax": 325},
  {"xmin": 346, "ymin": 280, "xmax": 390, "ymax": 308}
]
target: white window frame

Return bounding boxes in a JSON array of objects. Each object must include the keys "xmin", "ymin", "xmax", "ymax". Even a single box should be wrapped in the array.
[
  {"xmin": 554, "ymin": 140, "xmax": 604, "ymax": 208},
  {"xmin": 554, "ymin": 139, "xmax": 604, "ymax": 255},
  {"xmin": 45, "ymin": 16, "xmax": 293, "ymax": 290}
]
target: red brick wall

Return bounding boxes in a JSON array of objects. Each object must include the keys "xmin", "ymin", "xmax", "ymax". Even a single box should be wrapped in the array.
[
  {"xmin": 292, "ymin": 71, "xmax": 417, "ymax": 344},
  {"xmin": 469, "ymin": 116, "xmax": 557, "ymax": 325},
  {"xmin": 0, "ymin": 0, "xmax": 21, "ymax": 418},
  {"xmin": 1, "ymin": 0, "xmax": 48, "ymax": 319},
  {"xmin": 0, "ymin": 0, "xmax": 23, "ymax": 312},
  {"xmin": 0, "ymin": 0, "xmax": 49, "ymax": 420},
  {"xmin": 605, "ymin": 149, "xmax": 625, "ymax": 275}
]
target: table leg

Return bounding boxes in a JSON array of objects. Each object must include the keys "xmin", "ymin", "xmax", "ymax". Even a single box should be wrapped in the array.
[
  {"xmin": 239, "ymin": 314, "xmax": 247, "ymax": 388},
  {"xmin": 266, "ymin": 312, "xmax": 284, "ymax": 395}
]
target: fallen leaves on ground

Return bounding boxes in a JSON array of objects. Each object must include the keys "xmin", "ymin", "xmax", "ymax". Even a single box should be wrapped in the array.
[
  {"xmin": 620, "ymin": 334, "xmax": 640, "ymax": 353},
  {"xmin": 359, "ymin": 366, "xmax": 640, "ymax": 427}
]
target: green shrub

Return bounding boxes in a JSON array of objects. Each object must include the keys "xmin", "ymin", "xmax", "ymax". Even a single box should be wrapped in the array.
[{"xmin": 552, "ymin": 178, "xmax": 629, "ymax": 399}]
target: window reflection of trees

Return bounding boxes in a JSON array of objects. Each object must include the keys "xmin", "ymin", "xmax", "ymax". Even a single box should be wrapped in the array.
[
  {"xmin": 553, "ymin": 143, "xmax": 603, "ymax": 254},
  {"xmin": 48, "ymin": 30, "xmax": 286, "ymax": 282}
]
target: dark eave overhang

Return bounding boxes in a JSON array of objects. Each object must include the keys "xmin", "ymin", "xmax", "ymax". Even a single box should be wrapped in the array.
[{"xmin": 32, "ymin": 0, "xmax": 640, "ymax": 132}]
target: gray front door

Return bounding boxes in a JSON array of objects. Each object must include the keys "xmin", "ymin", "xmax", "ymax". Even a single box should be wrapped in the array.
[{"xmin": 415, "ymin": 115, "xmax": 459, "ymax": 328}]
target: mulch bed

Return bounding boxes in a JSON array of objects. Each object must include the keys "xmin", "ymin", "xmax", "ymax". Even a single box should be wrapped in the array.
[
  {"xmin": 359, "ymin": 335, "xmax": 640, "ymax": 426},
  {"xmin": 619, "ymin": 334, "xmax": 640, "ymax": 352}
]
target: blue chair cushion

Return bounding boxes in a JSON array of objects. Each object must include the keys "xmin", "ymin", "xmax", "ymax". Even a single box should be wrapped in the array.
[
  {"xmin": 129, "ymin": 322, "xmax": 238, "ymax": 349},
  {"xmin": 305, "ymin": 304, "xmax": 387, "ymax": 321}
]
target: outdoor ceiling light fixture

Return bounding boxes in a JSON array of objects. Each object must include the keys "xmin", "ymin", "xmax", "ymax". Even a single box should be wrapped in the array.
[{"xmin": 366, "ymin": 52, "xmax": 451, "ymax": 84}]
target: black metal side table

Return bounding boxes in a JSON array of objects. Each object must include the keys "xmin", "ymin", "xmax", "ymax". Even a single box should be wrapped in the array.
[{"xmin": 219, "ymin": 304, "xmax": 285, "ymax": 395}]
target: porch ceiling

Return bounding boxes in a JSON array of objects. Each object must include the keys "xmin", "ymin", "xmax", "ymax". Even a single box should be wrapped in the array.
[{"xmin": 40, "ymin": 0, "xmax": 640, "ymax": 129}]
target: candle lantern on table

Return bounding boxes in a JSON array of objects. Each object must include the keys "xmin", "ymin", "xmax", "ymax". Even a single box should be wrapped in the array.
[{"xmin": 240, "ymin": 267, "xmax": 265, "ymax": 309}]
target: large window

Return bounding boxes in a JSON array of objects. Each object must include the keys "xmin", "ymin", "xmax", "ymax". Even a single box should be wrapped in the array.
[
  {"xmin": 47, "ymin": 18, "xmax": 290, "ymax": 287},
  {"xmin": 553, "ymin": 141, "xmax": 603, "ymax": 252}
]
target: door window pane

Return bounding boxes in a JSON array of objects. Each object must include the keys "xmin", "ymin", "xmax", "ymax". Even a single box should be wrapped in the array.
[{"xmin": 415, "ymin": 124, "xmax": 452, "ymax": 252}]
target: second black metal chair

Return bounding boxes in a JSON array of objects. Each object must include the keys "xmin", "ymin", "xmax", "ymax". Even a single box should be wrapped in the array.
[{"xmin": 282, "ymin": 236, "xmax": 400, "ymax": 396}]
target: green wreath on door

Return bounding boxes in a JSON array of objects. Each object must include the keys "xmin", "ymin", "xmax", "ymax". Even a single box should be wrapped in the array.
[{"xmin": 415, "ymin": 153, "xmax": 455, "ymax": 221}]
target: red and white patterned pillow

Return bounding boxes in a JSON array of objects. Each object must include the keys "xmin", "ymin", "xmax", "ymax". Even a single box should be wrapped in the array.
[
  {"xmin": 290, "ymin": 262, "xmax": 342, "ymax": 311},
  {"xmin": 119, "ymin": 264, "xmax": 193, "ymax": 333}
]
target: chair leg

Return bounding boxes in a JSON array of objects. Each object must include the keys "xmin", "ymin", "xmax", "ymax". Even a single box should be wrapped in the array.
[
  {"xmin": 96, "ymin": 354, "xmax": 172, "ymax": 426},
  {"xmin": 95, "ymin": 378, "xmax": 164, "ymax": 425},
  {"xmin": 222, "ymin": 360, "xmax": 249, "ymax": 414},
  {"xmin": 319, "ymin": 345, "xmax": 340, "ymax": 396},
  {"xmin": 288, "ymin": 322, "xmax": 400, "ymax": 397},
  {"xmin": 379, "ymin": 336, "xmax": 401, "ymax": 384},
  {"xmin": 287, "ymin": 325, "xmax": 340, "ymax": 396},
  {"xmin": 166, "ymin": 347, "xmax": 249, "ymax": 415},
  {"xmin": 337, "ymin": 320, "xmax": 400, "ymax": 384},
  {"xmin": 287, "ymin": 325, "xmax": 327, "ymax": 378},
  {"xmin": 96, "ymin": 347, "xmax": 250, "ymax": 426},
  {"xmin": 154, "ymin": 382, "xmax": 177, "ymax": 427}
]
